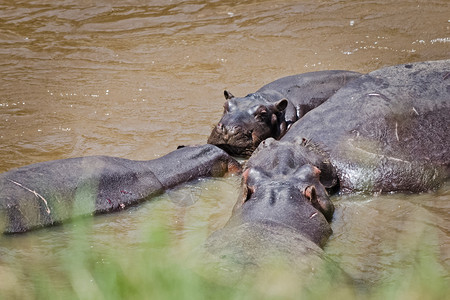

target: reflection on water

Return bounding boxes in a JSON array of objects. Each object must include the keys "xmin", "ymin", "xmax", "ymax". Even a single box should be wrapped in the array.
[{"xmin": 0, "ymin": 0, "xmax": 449, "ymax": 292}]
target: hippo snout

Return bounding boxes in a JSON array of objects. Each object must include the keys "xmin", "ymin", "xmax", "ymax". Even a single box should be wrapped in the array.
[
  {"xmin": 208, "ymin": 122, "xmax": 256, "ymax": 157},
  {"xmin": 215, "ymin": 123, "xmax": 243, "ymax": 138},
  {"xmin": 212, "ymin": 122, "xmax": 248, "ymax": 144}
]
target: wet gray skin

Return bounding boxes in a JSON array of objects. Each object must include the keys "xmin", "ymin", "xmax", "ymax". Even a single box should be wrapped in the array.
[
  {"xmin": 280, "ymin": 60, "xmax": 450, "ymax": 194},
  {"xmin": 244, "ymin": 137, "xmax": 336, "ymax": 221},
  {"xmin": 216, "ymin": 137, "xmax": 335, "ymax": 249},
  {"xmin": 201, "ymin": 145, "xmax": 339, "ymax": 285},
  {"xmin": 207, "ymin": 70, "xmax": 362, "ymax": 157},
  {"xmin": 210, "ymin": 60, "xmax": 449, "ymax": 195},
  {"xmin": 0, "ymin": 144, "xmax": 242, "ymax": 234},
  {"xmin": 229, "ymin": 163, "xmax": 333, "ymax": 246}
]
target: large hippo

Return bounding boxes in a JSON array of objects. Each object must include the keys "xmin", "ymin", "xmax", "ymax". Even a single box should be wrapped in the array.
[
  {"xmin": 0, "ymin": 144, "xmax": 241, "ymax": 233},
  {"xmin": 252, "ymin": 60, "xmax": 450, "ymax": 193},
  {"xmin": 207, "ymin": 70, "xmax": 362, "ymax": 157},
  {"xmin": 199, "ymin": 143, "xmax": 342, "ymax": 285}
]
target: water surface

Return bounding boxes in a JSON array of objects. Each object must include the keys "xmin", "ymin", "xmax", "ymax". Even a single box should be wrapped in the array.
[{"xmin": 0, "ymin": 0, "xmax": 449, "ymax": 292}]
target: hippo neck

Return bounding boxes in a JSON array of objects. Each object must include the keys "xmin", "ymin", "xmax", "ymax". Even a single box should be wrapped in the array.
[
  {"xmin": 263, "ymin": 219, "xmax": 331, "ymax": 248},
  {"xmin": 226, "ymin": 214, "xmax": 331, "ymax": 248}
]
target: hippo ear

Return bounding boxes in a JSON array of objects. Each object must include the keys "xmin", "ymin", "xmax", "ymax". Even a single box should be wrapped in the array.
[
  {"xmin": 243, "ymin": 185, "xmax": 255, "ymax": 203},
  {"xmin": 241, "ymin": 169, "xmax": 255, "ymax": 203},
  {"xmin": 274, "ymin": 99, "xmax": 288, "ymax": 112},
  {"xmin": 303, "ymin": 185, "xmax": 318, "ymax": 205},
  {"xmin": 224, "ymin": 90, "xmax": 235, "ymax": 100}
]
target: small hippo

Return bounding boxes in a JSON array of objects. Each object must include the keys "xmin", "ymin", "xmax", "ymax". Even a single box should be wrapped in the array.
[
  {"xmin": 0, "ymin": 144, "xmax": 241, "ymax": 233},
  {"xmin": 201, "ymin": 142, "xmax": 340, "ymax": 285},
  {"xmin": 207, "ymin": 70, "xmax": 362, "ymax": 157}
]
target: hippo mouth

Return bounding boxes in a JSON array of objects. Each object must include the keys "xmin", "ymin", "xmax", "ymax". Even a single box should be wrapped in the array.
[{"xmin": 208, "ymin": 123, "xmax": 258, "ymax": 158}]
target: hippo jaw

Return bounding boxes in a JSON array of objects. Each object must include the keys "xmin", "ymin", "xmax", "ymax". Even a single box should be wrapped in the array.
[
  {"xmin": 207, "ymin": 91, "xmax": 288, "ymax": 158},
  {"xmin": 207, "ymin": 124, "xmax": 256, "ymax": 157},
  {"xmin": 230, "ymin": 165, "xmax": 334, "ymax": 247}
]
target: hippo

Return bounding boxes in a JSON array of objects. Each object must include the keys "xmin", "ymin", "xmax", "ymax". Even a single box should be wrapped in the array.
[
  {"xmin": 199, "ymin": 143, "xmax": 343, "ymax": 285},
  {"xmin": 207, "ymin": 70, "xmax": 363, "ymax": 157},
  {"xmin": 251, "ymin": 60, "xmax": 450, "ymax": 194},
  {"xmin": 0, "ymin": 144, "xmax": 241, "ymax": 233}
]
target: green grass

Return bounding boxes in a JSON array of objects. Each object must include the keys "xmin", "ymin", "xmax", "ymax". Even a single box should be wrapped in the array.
[{"xmin": 0, "ymin": 218, "xmax": 448, "ymax": 300}]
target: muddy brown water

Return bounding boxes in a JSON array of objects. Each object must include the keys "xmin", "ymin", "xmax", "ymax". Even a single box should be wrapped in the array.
[{"xmin": 0, "ymin": 0, "xmax": 449, "ymax": 290}]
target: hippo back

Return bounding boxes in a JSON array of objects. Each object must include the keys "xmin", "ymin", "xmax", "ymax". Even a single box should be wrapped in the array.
[
  {"xmin": 0, "ymin": 145, "xmax": 241, "ymax": 233},
  {"xmin": 199, "ymin": 221, "xmax": 343, "ymax": 286},
  {"xmin": 257, "ymin": 70, "xmax": 362, "ymax": 121},
  {"xmin": 283, "ymin": 60, "xmax": 450, "ymax": 193}
]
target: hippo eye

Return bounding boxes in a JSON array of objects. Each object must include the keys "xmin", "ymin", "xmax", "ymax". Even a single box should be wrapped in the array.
[
  {"xmin": 303, "ymin": 185, "xmax": 318, "ymax": 206},
  {"xmin": 254, "ymin": 108, "xmax": 268, "ymax": 122}
]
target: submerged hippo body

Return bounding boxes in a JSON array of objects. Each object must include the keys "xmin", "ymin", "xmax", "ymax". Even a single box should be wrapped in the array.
[
  {"xmin": 0, "ymin": 145, "xmax": 241, "ymax": 233},
  {"xmin": 277, "ymin": 60, "xmax": 450, "ymax": 193},
  {"xmin": 208, "ymin": 70, "xmax": 363, "ymax": 157},
  {"xmin": 200, "ymin": 145, "xmax": 341, "ymax": 284}
]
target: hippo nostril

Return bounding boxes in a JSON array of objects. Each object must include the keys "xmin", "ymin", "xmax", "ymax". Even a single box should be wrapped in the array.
[{"xmin": 217, "ymin": 123, "xmax": 227, "ymax": 134}]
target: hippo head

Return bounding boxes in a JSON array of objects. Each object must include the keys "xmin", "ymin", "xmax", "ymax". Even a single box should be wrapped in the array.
[
  {"xmin": 229, "ymin": 163, "xmax": 334, "ymax": 247},
  {"xmin": 207, "ymin": 90, "xmax": 289, "ymax": 157},
  {"xmin": 248, "ymin": 137, "xmax": 339, "ymax": 192}
]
